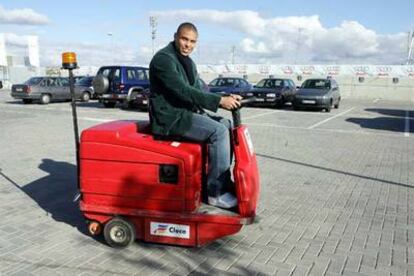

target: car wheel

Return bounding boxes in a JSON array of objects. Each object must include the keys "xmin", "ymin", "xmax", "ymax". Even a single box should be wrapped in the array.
[
  {"xmin": 126, "ymin": 100, "xmax": 136, "ymax": 109},
  {"xmin": 274, "ymin": 97, "xmax": 284, "ymax": 109},
  {"xmin": 103, "ymin": 217, "xmax": 136, "ymax": 248},
  {"xmin": 103, "ymin": 102, "xmax": 116, "ymax": 108},
  {"xmin": 81, "ymin": 91, "xmax": 90, "ymax": 102},
  {"xmin": 325, "ymin": 102, "xmax": 332, "ymax": 112},
  {"xmin": 22, "ymin": 99, "xmax": 33, "ymax": 104},
  {"xmin": 40, "ymin": 94, "xmax": 51, "ymax": 105},
  {"xmin": 334, "ymin": 98, "xmax": 340, "ymax": 109}
]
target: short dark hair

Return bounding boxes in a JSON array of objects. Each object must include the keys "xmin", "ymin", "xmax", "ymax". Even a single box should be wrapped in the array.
[{"xmin": 176, "ymin": 22, "xmax": 198, "ymax": 36}]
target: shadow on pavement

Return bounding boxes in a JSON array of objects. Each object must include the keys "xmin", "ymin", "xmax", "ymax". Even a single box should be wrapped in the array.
[
  {"xmin": 365, "ymin": 108, "xmax": 412, "ymax": 118},
  {"xmin": 346, "ymin": 116, "xmax": 412, "ymax": 133},
  {"xmin": 1, "ymin": 159, "xmax": 88, "ymax": 235}
]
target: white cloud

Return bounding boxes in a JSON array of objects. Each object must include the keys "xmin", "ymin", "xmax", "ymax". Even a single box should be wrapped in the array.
[
  {"xmin": 0, "ymin": 5, "xmax": 50, "ymax": 25},
  {"xmin": 152, "ymin": 10, "xmax": 266, "ymax": 36},
  {"xmin": 241, "ymin": 38, "xmax": 269, "ymax": 54},
  {"xmin": 151, "ymin": 9, "xmax": 407, "ymax": 64}
]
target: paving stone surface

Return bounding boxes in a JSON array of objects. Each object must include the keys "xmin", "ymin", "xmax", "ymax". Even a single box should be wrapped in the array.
[{"xmin": 0, "ymin": 91, "xmax": 413, "ymax": 275}]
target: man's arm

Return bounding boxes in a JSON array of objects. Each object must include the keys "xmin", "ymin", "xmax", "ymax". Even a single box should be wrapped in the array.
[{"xmin": 219, "ymin": 94, "xmax": 242, "ymax": 110}]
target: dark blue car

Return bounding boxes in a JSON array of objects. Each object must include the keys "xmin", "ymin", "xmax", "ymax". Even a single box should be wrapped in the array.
[
  {"xmin": 208, "ymin": 77, "xmax": 252, "ymax": 95},
  {"xmin": 93, "ymin": 66, "xmax": 150, "ymax": 108},
  {"xmin": 131, "ymin": 77, "xmax": 210, "ymax": 110},
  {"xmin": 240, "ymin": 78, "xmax": 297, "ymax": 108}
]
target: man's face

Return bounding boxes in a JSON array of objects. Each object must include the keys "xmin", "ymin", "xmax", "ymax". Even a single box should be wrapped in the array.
[{"xmin": 174, "ymin": 28, "xmax": 197, "ymax": 56}]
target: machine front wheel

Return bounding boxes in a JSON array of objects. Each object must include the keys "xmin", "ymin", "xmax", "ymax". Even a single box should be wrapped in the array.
[{"xmin": 103, "ymin": 217, "xmax": 136, "ymax": 248}]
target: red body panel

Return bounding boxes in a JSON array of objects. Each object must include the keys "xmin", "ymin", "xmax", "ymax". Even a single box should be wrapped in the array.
[
  {"xmin": 233, "ymin": 126, "xmax": 260, "ymax": 217},
  {"xmin": 79, "ymin": 120, "xmax": 259, "ymax": 247},
  {"xmin": 80, "ymin": 120, "xmax": 202, "ymax": 213}
]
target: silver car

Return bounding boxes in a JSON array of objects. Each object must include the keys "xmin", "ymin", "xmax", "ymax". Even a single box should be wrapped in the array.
[
  {"xmin": 11, "ymin": 76, "xmax": 90, "ymax": 104},
  {"xmin": 74, "ymin": 76, "xmax": 96, "ymax": 100},
  {"xmin": 293, "ymin": 78, "xmax": 341, "ymax": 112}
]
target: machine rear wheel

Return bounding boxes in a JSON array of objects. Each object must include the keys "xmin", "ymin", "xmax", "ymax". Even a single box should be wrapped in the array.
[{"xmin": 104, "ymin": 217, "xmax": 136, "ymax": 248}]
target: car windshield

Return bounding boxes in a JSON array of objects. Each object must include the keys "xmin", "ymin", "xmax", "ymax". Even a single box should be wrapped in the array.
[
  {"xmin": 24, "ymin": 77, "xmax": 43, "ymax": 85},
  {"xmin": 255, "ymin": 79, "xmax": 283, "ymax": 88},
  {"xmin": 302, "ymin": 79, "xmax": 330, "ymax": 89}
]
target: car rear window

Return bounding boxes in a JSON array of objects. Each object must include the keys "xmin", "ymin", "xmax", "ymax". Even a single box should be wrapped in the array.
[
  {"xmin": 98, "ymin": 68, "xmax": 111, "ymax": 77},
  {"xmin": 24, "ymin": 77, "xmax": 43, "ymax": 85}
]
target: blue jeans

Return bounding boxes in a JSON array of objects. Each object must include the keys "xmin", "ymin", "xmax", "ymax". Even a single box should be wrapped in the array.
[{"xmin": 182, "ymin": 113, "xmax": 232, "ymax": 197}]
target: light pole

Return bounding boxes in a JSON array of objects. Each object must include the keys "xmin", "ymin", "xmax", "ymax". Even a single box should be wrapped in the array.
[
  {"xmin": 149, "ymin": 16, "xmax": 157, "ymax": 56},
  {"xmin": 107, "ymin": 32, "xmax": 114, "ymax": 64},
  {"xmin": 407, "ymin": 30, "xmax": 414, "ymax": 65},
  {"xmin": 294, "ymin": 27, "xmax": 303, "ymax": 65}
]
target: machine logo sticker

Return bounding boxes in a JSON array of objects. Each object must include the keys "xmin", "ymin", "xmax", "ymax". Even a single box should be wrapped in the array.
[
  {"xmin": 153, "ymin": 224, "xmax": 168, "ymax": 234},
  {"xmin": 150, "ymin": 222, "xmax": 190, "ymax": 239}
]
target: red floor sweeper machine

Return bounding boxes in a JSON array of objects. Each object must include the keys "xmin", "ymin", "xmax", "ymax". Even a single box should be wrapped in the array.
[{"xmin": 63, "ymin": 53, "xmax": 260, "ymax": 248}]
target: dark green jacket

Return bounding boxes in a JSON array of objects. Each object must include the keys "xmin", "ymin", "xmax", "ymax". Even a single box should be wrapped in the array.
[{"xmin": 149, "ymin": 42, "xmax": 221, "ymax": 136}]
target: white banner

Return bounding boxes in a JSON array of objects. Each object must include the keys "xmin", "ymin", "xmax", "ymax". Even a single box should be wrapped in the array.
[
  {"xmin": 200, "ymin": 64, "xmax": 414, "ymax": 78},
  {"xmin": 0, "ymin": 33, "xmax": 7, "ymax": 66},
  {"xmin": 27, "ymin": 35, "xmax": 40, "ymax": 67}
]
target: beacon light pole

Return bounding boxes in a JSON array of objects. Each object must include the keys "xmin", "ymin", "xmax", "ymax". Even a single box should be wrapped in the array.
[{"xmin": 62, "ymin": 52, "xmax": 81, "ymax": 190}]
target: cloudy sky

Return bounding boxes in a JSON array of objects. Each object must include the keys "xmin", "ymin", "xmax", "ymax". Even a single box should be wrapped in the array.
[{"xmin": 1, "ymin": 0, "xmax": 413, "ymax": 67}]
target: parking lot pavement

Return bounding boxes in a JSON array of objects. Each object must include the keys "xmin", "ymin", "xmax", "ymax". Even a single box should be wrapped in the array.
[{"xmin": 0, "ymin": 90, "xmax": 413, "ymax": 275}]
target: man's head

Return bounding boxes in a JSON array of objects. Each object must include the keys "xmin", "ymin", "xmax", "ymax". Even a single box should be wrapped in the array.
[{"xmin": 174, "ymin": 22, "xmax": 198, "ymax": 56}]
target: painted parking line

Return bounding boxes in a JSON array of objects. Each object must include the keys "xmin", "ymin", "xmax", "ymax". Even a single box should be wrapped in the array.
[
  {"xmin": 405, "ymin": 110, "xmax": 410, "ymax": 137},
  {"xmin": 307, "ymin": 107, "xmax": 355, "ymax": 129},
  {"xmin": 243, "ymin": 110, "xmax": 283, "ymax": 120}
]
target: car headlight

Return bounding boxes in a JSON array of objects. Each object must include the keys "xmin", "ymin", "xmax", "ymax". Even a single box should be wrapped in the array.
[
  {"xmin": 246, "ymin": 92, "xmax": 253, "ymax": 96},
  {"xmin": 266, "ymin": 93, "xmax": 276, "ymax": 98}
]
